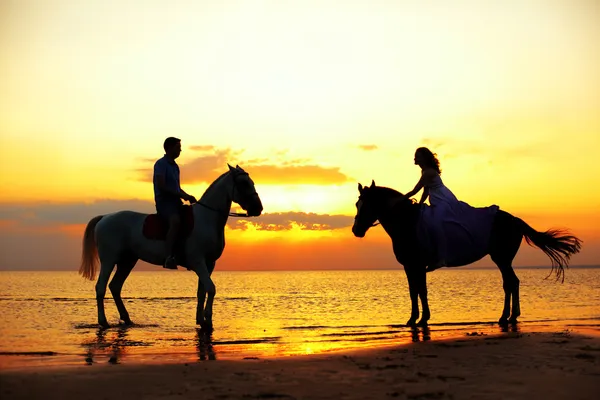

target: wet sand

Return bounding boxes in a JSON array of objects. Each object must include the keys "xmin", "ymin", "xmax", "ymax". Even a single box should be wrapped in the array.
[{"xmin": 1, "ymin": 329, "xmax": 599, "ymax": 400}]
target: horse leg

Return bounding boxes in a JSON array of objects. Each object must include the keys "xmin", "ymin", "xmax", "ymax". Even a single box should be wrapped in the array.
[
  {"xmin": 506, "ymin": 268, "xmax": 520, "ymax": 322},
  {"xmin": 416, "ymin": 267, "xmax": 430, "ymax": 326},
  {"xmin": 192, "ymin": 258, "xmax": 216, "ymax": 330},
  {"xmin": 490, "ymin": 215, "xmax": 522, "ymax": 325},
  {"xmin": 496, "ymin": 268, "xmax": 512, "ymax": 324},
  {"xmin": 95, "ymin": 261, "xmax": 116, "ymax": 328},
  {"xmin": 109, "ymin": 257, "xmax": 137, "ymax": 325},
  {"xmin": 404, "ymin": 268, "xmax": 420, "ymax": 326}
]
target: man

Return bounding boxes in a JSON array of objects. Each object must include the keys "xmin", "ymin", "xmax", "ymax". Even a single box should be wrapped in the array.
[{"xmin": 153, "ymin": 137, "xmax": 197, "ymax": 270}]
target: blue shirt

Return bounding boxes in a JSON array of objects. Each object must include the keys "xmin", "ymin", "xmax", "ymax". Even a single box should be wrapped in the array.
[{"xmin": 153, "ymin": 155, "xmax": 181, "ymax": 204}]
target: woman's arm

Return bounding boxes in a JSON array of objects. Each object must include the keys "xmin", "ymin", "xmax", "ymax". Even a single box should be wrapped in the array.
[{"xmin": 400, "ymin": 176, "xmax": 425, "ymax": 201}]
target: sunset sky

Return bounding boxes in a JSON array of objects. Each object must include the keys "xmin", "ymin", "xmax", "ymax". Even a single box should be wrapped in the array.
[{"xmin": 1, "ymin": 0, "xmax": 599, "ymax": 271}]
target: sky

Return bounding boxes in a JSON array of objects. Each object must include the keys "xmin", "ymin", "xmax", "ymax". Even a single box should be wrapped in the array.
[{"xmin": 1, "ymin": 0, "xmax": 599, "ymax": 271}]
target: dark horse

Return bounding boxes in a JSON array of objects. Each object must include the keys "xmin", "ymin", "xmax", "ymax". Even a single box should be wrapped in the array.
[{"xmin": 351, "ymin": 181, "xmax": 582, "ymax": 326}]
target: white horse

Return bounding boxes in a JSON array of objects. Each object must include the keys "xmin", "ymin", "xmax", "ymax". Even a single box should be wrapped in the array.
[{"xmin": 79, "ymin": 164, "xmax": 263, "ymax": 329}]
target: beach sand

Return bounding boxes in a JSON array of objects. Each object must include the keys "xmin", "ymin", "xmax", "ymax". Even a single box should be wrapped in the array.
[{"xmin": 1, "ymin": 329, "xmax": 599, "ymax": 400}]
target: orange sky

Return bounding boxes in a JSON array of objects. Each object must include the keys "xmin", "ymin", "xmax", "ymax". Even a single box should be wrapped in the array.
[{"xmin": 1, "ymin": 0, "xmax": 599, "ymax": 270}]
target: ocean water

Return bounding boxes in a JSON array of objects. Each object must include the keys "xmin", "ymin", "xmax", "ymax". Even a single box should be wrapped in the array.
[{"xmin": 0, "ymin": 268, "xmax": 599, "ymax": 369}]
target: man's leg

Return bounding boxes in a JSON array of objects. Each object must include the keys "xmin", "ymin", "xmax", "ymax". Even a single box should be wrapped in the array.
[{"xmin": 164, "ymin": 213, "xmax": 181, "ymax": 270}]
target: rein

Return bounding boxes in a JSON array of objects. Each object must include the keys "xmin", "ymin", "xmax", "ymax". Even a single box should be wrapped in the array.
[
  {"xmin": 196, "ymin": 201, "xmax": 250, "ymax": 218},
  {"xmin": 196, "ymin": 171, "xmax": 256, "ymax": 218}
]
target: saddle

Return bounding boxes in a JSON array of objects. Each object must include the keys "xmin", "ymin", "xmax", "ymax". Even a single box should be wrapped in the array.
[{"xmin": 142, "ymin": 205, "xmax": 195, "ymax": 241}]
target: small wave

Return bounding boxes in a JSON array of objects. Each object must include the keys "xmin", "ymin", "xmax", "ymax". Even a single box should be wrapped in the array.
[
  {"xmin": 320, "ymin": 330, "xmax": 400, "ymax": 338},
  {"xmin": 213, "ymin": 337, "xmax": 282, "ymax": 345},
  {"xmin": 73, "ymin": 323, "xmax": 160, "ymax": 329},
  {"xmin": 0, "ymin": 351, "xmax": 58, "ymax": 356},
  {"xmin": 0, "ymin": 297, "xmax": 91, "ymax": 302},
  {"xmin": 283, "ymin": 324, "xmax": 381, "ymax": 331}
]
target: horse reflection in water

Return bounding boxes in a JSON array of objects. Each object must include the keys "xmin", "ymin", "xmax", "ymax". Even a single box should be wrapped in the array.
[
  {"xmin": 83, "ymin": 325, "xmax": 138, "ymax": 365},
  {"xmin": 410, "ymin": 326, "xmax": 431, "ymax": 343},
  {"xmin": 82, "ymin": 326, "xmax": 217, "ymax": 364},
  {"xmin": 196, "ymin": 328, "xmax": 216, "ymax": 361}
]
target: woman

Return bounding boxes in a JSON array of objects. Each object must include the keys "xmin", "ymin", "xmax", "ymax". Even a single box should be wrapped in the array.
[{"xmin": 399, "ymin": 147, "xmax": 459, "ymax": 271}]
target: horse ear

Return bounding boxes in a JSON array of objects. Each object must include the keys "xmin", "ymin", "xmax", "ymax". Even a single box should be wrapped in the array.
[
  {"xmin": 358, "ymin": 183, "xmax": 363, "ymax": 192},
  {"xmin": 370, "ymin": 179, "xmax": 376, "ymax": 188},
  {"xmin": 228, "ymin": 163, "xmax": 234, "ymax": 171}
]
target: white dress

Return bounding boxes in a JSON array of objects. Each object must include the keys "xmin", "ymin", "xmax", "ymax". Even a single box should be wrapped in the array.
[
  {"xmin": 427, "ymin": 174, "xmax": 459, "ymax": 208},
  {"xmin": 425, "ymin": 173, "xmax": 459, "ymax": 264}
]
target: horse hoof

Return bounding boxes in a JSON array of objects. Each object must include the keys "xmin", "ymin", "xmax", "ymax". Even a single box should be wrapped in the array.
[
  {"xmin": 99, "ymin": 321, "xmax": 110, "ymax": 329},
  {"xmin": 417, "ymin": 319, "xmax": 429, "ymax": 327},
  {"xmin": 498, "ymin": 317, "xmax": 509, "ymax": 325},
  {"xmin": 121, "ymin": 320, "xmax": 134, "ymax": 327},
  {"xmin": 508, "ymin": 317, "xmax": 519, "ymax": 324},
  {"xmin": 406, "ymin": 319, "xmax": 417, "ymax": 327}
]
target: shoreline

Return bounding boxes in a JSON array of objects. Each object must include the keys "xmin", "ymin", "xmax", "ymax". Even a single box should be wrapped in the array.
[
  {"xmin": 1, "ymin": 328, "xmax": 599, "ymax": 400},
  {"xmin": 1, "ymin": 321, "xmax": 599, "ymax": 372}
]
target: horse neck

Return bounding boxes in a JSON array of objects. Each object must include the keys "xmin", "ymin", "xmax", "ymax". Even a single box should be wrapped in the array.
[
  {"xmin": 198, "ymin": 172, "xmax": 233, "ymax": 214},
  {"xmin": 377, "ymin": 193, "xmax": 414, "ymax": 235}
]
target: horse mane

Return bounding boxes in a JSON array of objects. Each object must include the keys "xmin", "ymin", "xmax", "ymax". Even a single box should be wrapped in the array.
[
  {"xmin": 202, "ymin": 169, "xmax": 231, "ymax": 195},
  {"xmin": 371, "ymin": 186, "xmax": 416, "ymax": 206}
]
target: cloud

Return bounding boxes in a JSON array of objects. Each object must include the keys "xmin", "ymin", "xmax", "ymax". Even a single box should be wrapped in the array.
[
  {"xmin": 226, "ymin": 212, "xmax": 354, "ymax": 231},
  {"xmin": 0, "ymin": 202, "xmax": 354, "ymax": 231},
  {"xmin": 136, "ymin": 146, "xmax": 351, "ymax": 185},
  {"xmin": 357, "ymin": 144, "xmax": 378, "ymax": 151},
  {"xmin": 0, "ymin": 200, "xmax": 155, "ymax": 226},
  {"xmin": 189, "ymin": 145, "xmax": 216, "ymax": 151},
  {"xmin": 244, "ymin": 165, "xmax": 350, "ymax": 185}
]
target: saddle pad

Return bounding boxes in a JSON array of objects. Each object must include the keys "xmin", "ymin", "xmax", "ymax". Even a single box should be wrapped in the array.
[
  {"xmin": 417, "ymin": 201, "xmax": 499, "ymax": 267},
  {"xmin": 142, "ymin": 205, "xmax": 195, "ymax": 241}
]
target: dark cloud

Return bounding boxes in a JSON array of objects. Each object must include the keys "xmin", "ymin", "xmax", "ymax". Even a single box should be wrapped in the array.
[
  {"xmin": 226, "ymin": 212, "xmax": 354, "ymax": 231},
  {"xmin": 0, "ymin": 200, "xmax": 155, "ymax": 226},
  {"xmin": 0, "ymin": 202, "xmax": 353, "ymax": 231}
]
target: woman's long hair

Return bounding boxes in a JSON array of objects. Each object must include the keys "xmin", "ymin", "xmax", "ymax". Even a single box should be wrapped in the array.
[{"xmin": 416, "ymin": 147, "xmax": 441, "ymax": 174}]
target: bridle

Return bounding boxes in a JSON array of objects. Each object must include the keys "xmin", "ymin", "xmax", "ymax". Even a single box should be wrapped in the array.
[
  {"xmin": 197, "ymin": 171, "xmax": 258, "ymax": 218},
  {"xmin": 355, "ymin": 195, "xmax": 381, "ymax": 228}
]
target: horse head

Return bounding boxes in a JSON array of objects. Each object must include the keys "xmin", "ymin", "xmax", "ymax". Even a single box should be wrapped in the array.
[
  {"xmin": 352, "ymin": 180, "xmax": 410, "ymax": 238},
  {"xmin": 352, "ymin": 180, "xmax": 379, "ymax": 238},
  {"xmin": 227, "ymin": 164, "xmax": 263, "ymax": 217}
]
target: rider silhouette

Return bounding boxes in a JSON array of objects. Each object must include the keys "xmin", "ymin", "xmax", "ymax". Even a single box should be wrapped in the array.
[
  {"xmin": 399, "ymin": 147, "xmax": 460, "ymax": 271},
  {"xmin": 153, "ymin": 137, "xmax": 197, "ymax": 269}
]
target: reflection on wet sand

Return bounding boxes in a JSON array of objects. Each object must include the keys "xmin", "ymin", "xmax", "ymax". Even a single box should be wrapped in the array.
[
  {"xmin": 82, "ymin": 326, "xmax": 129, "ymax": 365},
  {"xmin": 82, "ymin": 325, "xmax": 143, "ymax": 365},
  {"xmin": 196, "ymin": 328, "xmax": 216, "ymax": 361},
  {"xmin": 410, "ymin": 325, "xmax": 431, "ymax": 342},
  {"xmin": 500, "ymin": 322, "xmax": 521, "ymax": 334}
]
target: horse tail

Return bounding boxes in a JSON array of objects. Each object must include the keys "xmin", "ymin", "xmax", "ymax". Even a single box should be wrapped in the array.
[
  {"xmin": 517, "ymin": 217, "xmax": 582, "ymax": 283},
  {"xmin": 79, "ymin": 215, "xmax": 104, "ymax": 281}
]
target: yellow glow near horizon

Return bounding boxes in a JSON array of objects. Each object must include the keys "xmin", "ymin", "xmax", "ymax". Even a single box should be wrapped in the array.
[{"xmin": 0, "ymin": 1, "xmax": 599, "ymax": 227}]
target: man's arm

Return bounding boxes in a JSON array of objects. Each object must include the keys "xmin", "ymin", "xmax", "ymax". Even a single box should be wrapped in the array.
[{"xmin": 179, "ymin": 188, "xmax": 196, "ymax": 203}]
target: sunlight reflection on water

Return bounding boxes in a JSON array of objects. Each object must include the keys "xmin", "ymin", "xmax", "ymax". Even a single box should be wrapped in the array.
[{"xmin": 0, "ymin": 268, "xmax": 598, "ymax": 368}]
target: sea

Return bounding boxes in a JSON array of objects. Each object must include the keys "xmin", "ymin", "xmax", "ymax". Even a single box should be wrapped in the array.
[{"xmin": 1, "ymin": 268, "xmax": 599, "ymax": 370}]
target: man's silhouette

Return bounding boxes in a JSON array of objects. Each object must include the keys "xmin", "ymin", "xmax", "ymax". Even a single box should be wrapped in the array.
[{"xmin": 153, "ymin": 137, "xmax": 197, "ymax": 269}]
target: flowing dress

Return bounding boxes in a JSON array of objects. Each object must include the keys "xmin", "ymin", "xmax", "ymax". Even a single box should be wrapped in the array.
[{"xmin": 419, "ymin": 173, "xmax": 499, "ymax": 267}]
